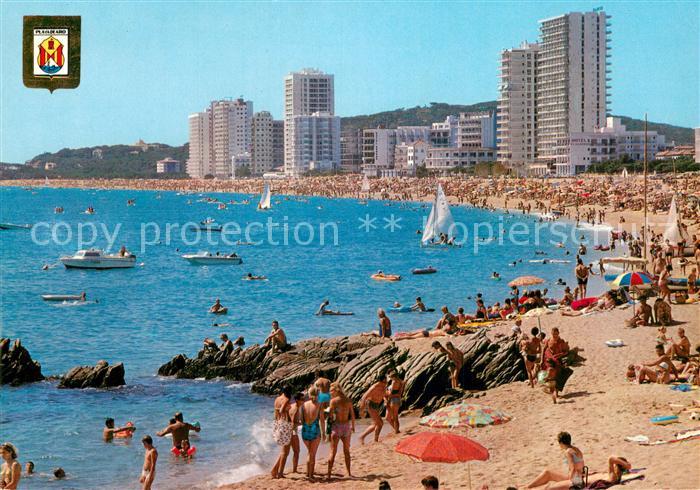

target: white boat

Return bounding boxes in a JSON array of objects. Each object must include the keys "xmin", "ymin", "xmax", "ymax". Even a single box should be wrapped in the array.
[
  {"xmin": 182, "ymin": 251, "xmax": 242, "ymax": 265},
  {"xmin": 0, "ymin": 223, "xmax": 31, "ymax": 230},
  {"xmin": 361, "ymin": 175, "xmax": 371, "ymax": 194},
  {"xmin": 42, "ymin": 294, "xmax": 84, "ymax": 301},
  {"xmin": 258, "ymin": 182, "xmax": 271, "ymax": 210},
  {"xmin": 663, "ymin": 196, "xmax": 693, "ymax": 256},
  {"xmin": 60, "ymin": 249, "xmax": 136, "ymax": 269},
  {"xmin": 421, "ymin": 184, "xmax": 456, "ymax": 246}
]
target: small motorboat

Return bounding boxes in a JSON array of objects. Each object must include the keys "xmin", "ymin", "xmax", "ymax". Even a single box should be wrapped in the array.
[
  {"xmin": 0, "ymin": 223, "xmax": 31, "ymax": 230},
  {"xmin": 371, "ymin": 273, "xmax": 401, "ymax": 282},
  {"xmin": 319, "ymin": 311, "xmax": 354, "ymax": 316},
  {"xmin": 60, "ymin": 249, "xmax": 136, "ymax": 269},
  {"xmin": 199, "ymin": 219, "xmax": 223, "ymax": 232},
  {"xmin": 388, "ymin": 306, "xmax": 435, "ymax": 313},
  {"xmin": 182, "ymin": 252, "xmax": 242, "ymax": 265},
  {"xmin": 42, "ymin": 294, "xmax": 85, "ymax": 301},
  {"xmin": 411, "ymin": 267, "xmax": 437, "ymax": 275}
]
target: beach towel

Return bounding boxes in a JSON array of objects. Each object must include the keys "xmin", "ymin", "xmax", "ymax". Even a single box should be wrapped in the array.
[
  {"xmin": 555, "ymin": 366, "xmax": 574, "ymax": 391},
  {"xmin": 571, "ymin": 297, "xmax": 598, "ymax": 311}
]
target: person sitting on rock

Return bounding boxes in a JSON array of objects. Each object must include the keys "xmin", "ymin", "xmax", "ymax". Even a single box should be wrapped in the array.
[{"xmin": 265, "ymin": 320, "xmax": 288, "ymax": 353}]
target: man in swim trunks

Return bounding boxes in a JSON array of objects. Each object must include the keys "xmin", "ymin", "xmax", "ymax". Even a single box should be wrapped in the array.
[
  {"xmin": 140, "ymin": 435, "xmax": 157, "ymax": 490},
  {"xmin": 271, "ymin": 387, "xmax": 293, "ymax": 478},
  {"xmin": 156, "ymin": 412, "xmax": 200, "ymax": 455},
  {"xmin": 626, "ymin": 296, "xmax": 652, "ymax": 327},
  {"xmin": 103, "ymin": 418, "xmax": 135, "ymax": 442},
  {"xmin": 265, "ymin": 320, "xmax": 288, "ymax": 352},
  {"xmin": 359, "ymin": 375, "xmax": 388, "ymax": 444},
  {"xmin": 327, "ymin": 382, "xmax": 355, "ymax": 480},
  {"xmin": 574, "ymin": 259, "xmax": 589, "ymax": 299}
]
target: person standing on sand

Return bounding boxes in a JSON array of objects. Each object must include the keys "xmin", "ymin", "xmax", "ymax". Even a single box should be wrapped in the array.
[
  {"xmin": 574, "ymin": 259, "xmax": 589, "ymax": 299},
  {"xmin": 289, "ymin": 392, "xmax": 305, "ymax": 474},
  {"xmin": 327, "ymin": 382, "xmax": 355, "ymax": 480},
  {"xmin": 139, "ymin": 435, "xmax": 157, "ymax": 490},
  {"xmin": 658, "ymin": 264, "xmax": 672, "ymax": 303},
  {"xmin": 270, "ymin": 387, "xmax": 293, "ymax": 479},
  {"xmin": 359, "ymin": 375, "xmax": 388, "ymax": 444},
  {"xmin": 300, "ymin": 387, "xmax": 325, "ymax": 481},
  {"xmin": 315, "ymin": 371, "xmax": 332, "ymax": 413},
  {"xmin": 385, "ymin": 370, "xmax": 404, "ymax": 434},
  {"xmin": 521, "ymin": 327, "xmax": 542, "ymax": 388},
  {"xmin": 541, "ymin": 328, "xmax": 569, "ymax": 371}
]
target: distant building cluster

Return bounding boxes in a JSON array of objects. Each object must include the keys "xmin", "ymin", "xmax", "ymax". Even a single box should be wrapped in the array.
[{"xmin": 186, "ymin": 9, "xmax": 686, "ymax": 179}]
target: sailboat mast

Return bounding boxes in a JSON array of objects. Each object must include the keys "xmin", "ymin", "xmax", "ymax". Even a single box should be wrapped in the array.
[{"xmin": 643, "ymin": 114, "xmax": 648, "ymax": 262}]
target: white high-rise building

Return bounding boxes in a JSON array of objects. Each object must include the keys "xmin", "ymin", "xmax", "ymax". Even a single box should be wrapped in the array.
[
  {"xmin": 187, "ymin": 112, "xmax": 212, "ymax": 178},
  {"xmin": 210, "ymin": 98, "xmax": 253, "ymax": 178},
  {"xmin": 284, "ymin": 69, "xmax": 336, "ymax": 175},
  {"xmin": 287, "ymin": 112, "xmax": 341, "ymax": 174},
  {"xmin": 252, "ymin": 111, "xmax": 274, "ymax": 175},
  {"xmin": 497, "ymin": 42, "xmax": 539, "ymax": 168},
  {"xmin": 458, "ymin": 111, "xmax": 497, "ymax": 149},
  {"xmin": 536, "ymin": 10, "xmax": 610, "ymax": 175}
]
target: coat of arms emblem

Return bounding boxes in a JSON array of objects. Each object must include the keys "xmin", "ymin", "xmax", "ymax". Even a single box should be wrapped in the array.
[{"xmin": 23, "ymin": 16, "xmax": 81, "ymax": 92}]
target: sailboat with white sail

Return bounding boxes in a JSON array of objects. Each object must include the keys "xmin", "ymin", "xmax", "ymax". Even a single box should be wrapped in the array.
[
  {"xmin": 421, "ymin": 183, "xmax": 457, "ymax": 247},
  {"xmin": 663, "ymin": 195, "xmax": 691, "ymax": 256},
  {"xmin": 257, "ymin": 182, "xmax": 272, "ymax": 210}
]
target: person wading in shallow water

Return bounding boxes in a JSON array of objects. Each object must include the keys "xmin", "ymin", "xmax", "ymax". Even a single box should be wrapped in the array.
[{"xmin": 139, "ymin": 435, "xmax": 157, "ymax": 490}]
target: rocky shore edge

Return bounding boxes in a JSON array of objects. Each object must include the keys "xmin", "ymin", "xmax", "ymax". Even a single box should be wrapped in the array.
[
  {"xmin": 158, "ymin": 329, "xmax": 526, "ymax": 414},
  {"xmin": 1, "ymin": 337, "xmax": 125, "ymax": 389}
]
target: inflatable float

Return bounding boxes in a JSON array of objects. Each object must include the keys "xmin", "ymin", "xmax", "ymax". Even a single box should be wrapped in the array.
[
  {"xmin": 211, "ymin": 308, "xmax": 228, "ymax": 315},
  {"xmin": 388, "ymin": 306, "xmax": 436, "ymax": 313},
  {"xmin": 171, "ymin": 445, "xmax": 197, "ymax": 457},
  {"xmin": 412, "ymin": 267, "xmax": 437, "ymax": 275},
  {"xmin": 114, "ymin": 422, "xmax": 135, "ymax": 438},
  {"xmin": 651, "ymin": 415, "xmax": 679, "ymax": 425},
  {"xmin": 371, "ymin": 274, "xmax": 401, "ymax": 282},
  {"xmin": 42, "ymin": 294, "xmax": 84, "ymax": 301}
]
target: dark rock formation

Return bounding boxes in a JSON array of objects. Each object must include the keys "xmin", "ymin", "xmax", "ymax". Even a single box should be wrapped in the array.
[
  {"xmin": 0, "ymin": 338, "xmax": 44, "ymax": 386},
  {"xmin": 159, "ymin": 330, "xmax": 526, "ymax": 413},
  {"xmin": 59, "ymin": 360, "xmax": 125, "ymax": 389}
]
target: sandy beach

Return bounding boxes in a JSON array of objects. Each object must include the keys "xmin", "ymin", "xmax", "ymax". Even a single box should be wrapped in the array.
[{"xmin": 221, "ymin": 305, "xmax": 700, "ymax": 490}]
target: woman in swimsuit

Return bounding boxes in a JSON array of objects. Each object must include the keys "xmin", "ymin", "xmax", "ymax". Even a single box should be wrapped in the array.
[
  {"xmin": 521, "ymin": 327, "xmax": 542, "ymax": 388},
  {"xmin": 526, "ymin": 432, "xmax": 585, "ymax": 489},
  {"xmin": 0, "ymin": 442, "xmax": 21, "ymax": 490},
  {"xmin": 385, "ymin": 371, "xmax": 404, "ymax": 434},
  {"xmin": 300, "ymin": 387, "xmax": 325, "ymax": 481},
  {"xmin": 327, "ymin": 382, "xmax": 355, "ymax": 480},
  {"xmin": 359, "ymin": 375, "xmax": 388, "ymax": 444}
]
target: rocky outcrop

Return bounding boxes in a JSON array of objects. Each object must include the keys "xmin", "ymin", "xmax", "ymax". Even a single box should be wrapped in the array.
[
  {"xmin": 0, "ymin": 338, "xmax": 44, "ymax": 386},
  {"xmin": 159, "ymin": 330, "xmax": 526, "ymax": 413},
  {"xmin": 59, "ymin": 360, "xmax": 125, "ymax": 389}
]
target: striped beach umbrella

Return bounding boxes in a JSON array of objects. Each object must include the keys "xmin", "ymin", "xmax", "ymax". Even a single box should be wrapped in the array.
[
  {"xmin": 609, "ymin": 271, "xmax": 653, "ymax": 289},
  {"xmin": 419, "ymin": 402, "xmax": 512, "ymax": 429}
]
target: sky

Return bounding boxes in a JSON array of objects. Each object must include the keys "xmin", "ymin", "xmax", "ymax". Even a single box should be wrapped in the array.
[{"xmin": 1, "ymin": 1, "xmax": 698, "ymax": 163}]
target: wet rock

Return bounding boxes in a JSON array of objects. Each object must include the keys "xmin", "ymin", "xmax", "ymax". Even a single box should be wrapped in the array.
[
  {"xmin": 59, "ymin": 360, "xmax": 125, "ymax": 389},
  {"xmin": 0, "ymin": 338, "xmax": 44, "ymax": 386},
  {"xmin": 158, "ymin": 329, "xmax": 526, "ymax": 413}
]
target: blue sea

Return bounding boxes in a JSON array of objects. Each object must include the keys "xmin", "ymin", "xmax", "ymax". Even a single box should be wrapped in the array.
[{"xmin": 0, "ymin": 186, "xmax": 614, "ymax": 489}]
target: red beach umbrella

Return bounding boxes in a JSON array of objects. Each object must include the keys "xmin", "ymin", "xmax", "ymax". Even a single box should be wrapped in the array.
[{"xmin": 395, "ymin": 432, "xmax": 489, "ymax": 489}]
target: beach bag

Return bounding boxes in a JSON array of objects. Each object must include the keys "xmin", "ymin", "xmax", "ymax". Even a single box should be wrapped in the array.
[{"xmin": 556, "ymin": 366, "xmax": 574, "ymax": 391}]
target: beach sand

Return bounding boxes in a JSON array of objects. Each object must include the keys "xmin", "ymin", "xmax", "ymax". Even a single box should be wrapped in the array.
[{"xmin": 221, "ymin": 305, "xmax": 700, "ymax": 489}]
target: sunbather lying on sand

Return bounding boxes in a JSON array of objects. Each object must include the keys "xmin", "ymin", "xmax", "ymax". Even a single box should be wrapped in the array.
[{"xmin": 561, "ymin": 292, "xmax": 616, "ymax": 316}]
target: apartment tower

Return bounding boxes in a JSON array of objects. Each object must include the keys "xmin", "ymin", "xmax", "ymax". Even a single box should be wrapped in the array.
[
  {"xmin": 536, "ymin": 10, "xmax": 610, "ymax": 174},
  {"xmin": 497, "ymin": 42, "xmax": 539, "ymax": 167},
  {"xmin": 251, "ymin": 111, "xmax": 274, "ymax": 175},
  {"xmin": 187, "ymin": 111, "xmax": 212, "ymax": 178},
  {"xmin": 284, "ymin": 69, "xmax": 336, "ymax": 176}
]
